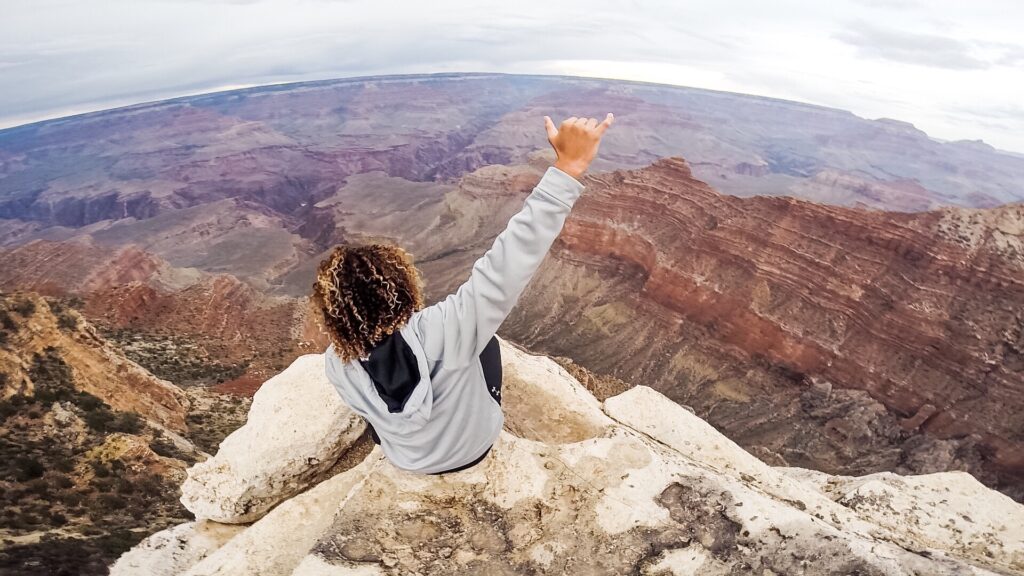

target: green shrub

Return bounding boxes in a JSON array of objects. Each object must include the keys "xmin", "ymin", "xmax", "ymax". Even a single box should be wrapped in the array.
[
  {"xmin": 75, "ymin": 392, "xmax": 104, "ymax": 412},
  {"xmin": 89, "ymin": 461, "xmax": 111, "ymax": 478},
  {"xmin": 56, "ymin": 311, "xmax": 79, "ymax": 331},
  {"xmin": 26, "ymin": 478, "xmax": 50, "ymax": 497},
  {"xmin": 149, "ymin": 434, "xmax": 189, "ymax": 460},
  {"xmin": 83, "ymin": 409, "xmax": 114, "ymax": 432},
  {"xmin": 14, "ymin": 456, "xmax": 44, "ymax": 481},
  {"xmin": 91, "ymin": 478, "xmax": 113, "ymax": 493},
  {"xmin": 0, "ymin": 397, "xmax": 19, "ymax": 420},
  {"xmin": 97, "ymin": 494, "xmax": 126, "ymax": 509},
  {"xmin": 12, "ymin": 298, "xmax": 36, "ymax": 316},
  {"xmin": 136, "ymin": 476, "xmax": 162, "ymax": 499},
  {"xmin": 109, "ymin": 411, "xmax": 143, "ymax": 434},
  {"xmin": 116, "ymin": 478, "xmax": 134, "ymax": 494},
  {"xmin": 53, "ymin": 455, "xmax": 75, "ymax": 473},
  {"xmin": 62, "ymin": 492, "xmax": 83, "ymax": 507},
  {"xmin": 0, "ymin": 309, "xmax": 16, "ymax": 330},
  {"xmin": 98, "ymin": 528, "xmax": 140, "ymax": 556},
  {"xmin": 30, "ymin": 348, "xmax": 76, "ymax": 403}
]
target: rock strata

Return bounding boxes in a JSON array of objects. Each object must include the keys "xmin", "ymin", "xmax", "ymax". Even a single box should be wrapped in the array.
[{"xmin": 493, "ymin": 156, "xmax": 1024, "ymax": 498}]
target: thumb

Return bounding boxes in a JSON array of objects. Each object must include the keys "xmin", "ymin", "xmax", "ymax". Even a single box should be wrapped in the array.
[{"xmin": 544, "ymin": 116, "xmax": 558, "ymax": 141}]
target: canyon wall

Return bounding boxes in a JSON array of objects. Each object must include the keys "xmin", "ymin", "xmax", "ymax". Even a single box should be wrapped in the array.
[{"xmin": 490, "ymin": 157, "xmax": 1024, "ymax": 497}]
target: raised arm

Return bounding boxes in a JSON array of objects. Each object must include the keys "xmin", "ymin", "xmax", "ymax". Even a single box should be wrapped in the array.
[{"xmin": 410, "ymin": 113, "xmax": 614, "ymax": 367}]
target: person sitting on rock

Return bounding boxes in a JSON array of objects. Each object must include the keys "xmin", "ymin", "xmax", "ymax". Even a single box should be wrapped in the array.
[{"xmin": 312, "ymin": 113, "xmax": 614, "ymax": 475}]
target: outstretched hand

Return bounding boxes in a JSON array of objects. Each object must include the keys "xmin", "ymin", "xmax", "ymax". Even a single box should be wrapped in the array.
[{"xmin": 544, "ymin": 113, "xmax": 614, "ymax": 180}]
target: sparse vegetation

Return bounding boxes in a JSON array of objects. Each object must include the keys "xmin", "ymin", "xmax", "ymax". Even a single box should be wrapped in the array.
[
  {"xmin": 10, "ymin": 297, "xmax": 36, "ymax": 317},
  {"xmin": 0, "ymin": 309, "xmax": 16, "ymax": 331},
  {"xmin": 46, "ymin": 297, "xmax": 84, "ymax": 332},
  {"xmin": 102, "ymin": 328, "xmax": 249, "ymax": 386},
  {"xmin": 0, "ymin": 343, "xmax": 191, "ymax": 576},
  {"xmin": 0, "ymin": 308, "xmax": 17, "ymax": 347},
  {"xmin": 0, "ymin": 530, "xmax": 147, "ymax": 576},
  {"xmin": 149, "ymin": 430, "xmax": 194, "ymax": 462},
  {"xmin": 0, "ymin": 292, "xmax": 254, "ymax": 574},
  {"xmin": 184, "ymin": 387, "xmax": 251, "ymax": 453},
  {"xmin": 29, "ymin": 347, "xmax": 145, "ymax": 434}
]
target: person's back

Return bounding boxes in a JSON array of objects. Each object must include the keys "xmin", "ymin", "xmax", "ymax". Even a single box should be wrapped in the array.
[{"xmin": 314, "ymin": 113, "xmax": 614, "ymax": 474}]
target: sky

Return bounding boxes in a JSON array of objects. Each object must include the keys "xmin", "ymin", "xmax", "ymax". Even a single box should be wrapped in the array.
[{"xmin": 2, "ymin": 0, "xmax": 1023, "ymax": 152}]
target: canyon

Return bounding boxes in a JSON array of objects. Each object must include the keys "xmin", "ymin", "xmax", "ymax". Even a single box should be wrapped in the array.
[
  {"xmin": 0, "ymin": 293, "xmax": 224, "ymax": 574},
  {"xmin": 500, "ymin": 157, "xmax": 1024, "ymax": 497},
  {"xmin": 1, "ymin": 73, "xmax": 1022, "ymax": 509}
]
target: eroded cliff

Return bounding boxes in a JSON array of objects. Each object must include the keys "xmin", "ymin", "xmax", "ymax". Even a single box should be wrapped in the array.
[{"xmin": 494, "ymin": 157, "xmax": 1024, "ymax": 498}]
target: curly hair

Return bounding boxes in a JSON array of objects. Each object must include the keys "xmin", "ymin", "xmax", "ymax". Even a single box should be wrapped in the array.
[{"xmin": 312, "ymin": 243, "xmax": 425, "ymax": 363}]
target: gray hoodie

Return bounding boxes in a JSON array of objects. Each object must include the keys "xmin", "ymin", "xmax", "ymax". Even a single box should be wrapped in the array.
[{"xmin": 324, "ymin": 165, "xmax": 585, "ymax": 474}]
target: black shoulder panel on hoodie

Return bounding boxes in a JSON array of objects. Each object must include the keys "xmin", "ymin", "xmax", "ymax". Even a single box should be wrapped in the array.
[{"xmin": 359, "ymin": 331, "xmax": 421, "ymax": 413}]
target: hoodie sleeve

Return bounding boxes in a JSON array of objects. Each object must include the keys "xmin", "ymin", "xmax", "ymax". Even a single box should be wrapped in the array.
[{"xmin": 410, "ymin": 165, "xmax": 585, "ymax": 367}]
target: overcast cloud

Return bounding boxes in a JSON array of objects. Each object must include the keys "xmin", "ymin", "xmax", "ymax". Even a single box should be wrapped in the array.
[{"xmin": 1, "ymin": 0, "xmax": 1022, "ymax": 152}]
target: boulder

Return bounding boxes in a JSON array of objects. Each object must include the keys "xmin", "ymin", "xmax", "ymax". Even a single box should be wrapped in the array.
[
  {"xmin": 179, "ymin": 354, "xmax": 365, "ymax": 523},
  {"xmin": 109, "ymin": 521, "xmax": 245, "ymax": 576},
  {"xmin": 184, "ymin": 455, "xmax": 382, "ymax": 576}
]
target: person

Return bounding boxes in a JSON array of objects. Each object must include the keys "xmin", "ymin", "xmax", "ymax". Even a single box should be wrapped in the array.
[{"xmin": 313, "ymin": 113, "xmax": 615, "ymax": 475}]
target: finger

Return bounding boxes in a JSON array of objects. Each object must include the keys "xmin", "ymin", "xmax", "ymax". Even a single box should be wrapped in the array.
[
  {"xmin": 544, "ymin": 116, "xmax": 558, "ymax": 140},
  {"xmin": 584, "ymin": 117, "xmax": 598, "ymax": 130},
  {"xmin": 564, "ymin": 116, "xmax": 578, "ymax": 127},
  {"xmin": 597, "ymin": 112, "xmax": 615, "ymax": 135}
]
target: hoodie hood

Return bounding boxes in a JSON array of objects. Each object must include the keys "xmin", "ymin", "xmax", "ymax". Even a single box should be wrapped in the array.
[
  {"xmin": 329, "ymin": 322, "xmax": 434, "ymax": 435},
  {"xmin": 359, "ymin": 331, "xmax": 421, "ymax": 413}
]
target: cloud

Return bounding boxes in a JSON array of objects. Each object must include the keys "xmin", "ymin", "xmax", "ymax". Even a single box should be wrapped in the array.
[
  {"xmin": 1, "ymin": 0, "xmax": 1022, "ymax": 152},
  {"xmin": 834, "ymin": 22, "xmax": 991, "ymax": 70},
  {"xmin": 850, "ymin": 0, "xmax": 919, "ymax": 9},
  {"xmin": 952, "ymin": 104, "xmax": 1024, "ymax": 123}
]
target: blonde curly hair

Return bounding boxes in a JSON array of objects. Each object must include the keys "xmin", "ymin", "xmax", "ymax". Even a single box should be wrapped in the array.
[{"xmin": 312, "ymin": 244, "xmax": 425, "ymax": 363}]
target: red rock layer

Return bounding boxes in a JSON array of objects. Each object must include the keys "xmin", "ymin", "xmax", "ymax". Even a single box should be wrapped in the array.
[
  {"xmin": 0, "ymin": 240, "xmax": 323, "ymax": 380},
  {"xmin": 499, "ymin": 157, "xmax": 1023, "ymax": 496},
  {"xmin": 0, "ymin": 293, "xmax": 189, "ymax": 432}
]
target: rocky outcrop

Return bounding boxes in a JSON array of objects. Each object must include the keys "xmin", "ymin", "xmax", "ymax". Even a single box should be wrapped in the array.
[
  {"xmin": 491, "ymin": 157, "xmax": 1024, "ymax": 499},
  {"xmin": 0, "ymin": 291, "xmax": 206, "ymax": 575},
  {"xmin": 0, "ymin": 292, "xmax": 189, "ymax": 431},
  {"xmin": 107, "ymin": 521, "xmax": 246, "ymax": 576},
  {"xmin": 179, "ymin": 354, "xmax": 366, "ymax": 523},
  {"xmin": 114, "ymin": 339, "xmax": 1024, "ymax": 575}
]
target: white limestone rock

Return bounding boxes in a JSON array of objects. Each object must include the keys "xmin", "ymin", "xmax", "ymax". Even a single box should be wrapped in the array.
[
  {"xmin": 115, "ymin": 339, "xmax": 1024, "ymax": 576},
  {"xmin": 179, "ymin": 353, "xmax": 365, "ymax": 523},
  {"xmin": 498, "ymin": 339, "xmax": 614, "ymax": 443},
  {"xmin": 290, "ymin": 427, "xmax": 1007, "ymax": 575},
  {"xmin": 184, "ymin": 454, "xmax": 383, "ymax": 576},
  {"xmin": 781, "ymin": 466, "xmax": 1024, "ymax": 574},
  {"xmin": 109, "ymin": 521, "xmax": 244, "ymax": 576}
]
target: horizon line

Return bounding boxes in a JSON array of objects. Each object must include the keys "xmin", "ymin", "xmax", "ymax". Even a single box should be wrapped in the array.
[{"xmin": 0, "ymin": 70, "xmax": 1018, "ymax": 156}]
